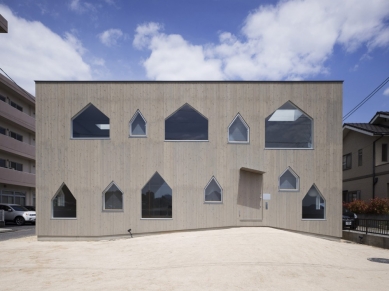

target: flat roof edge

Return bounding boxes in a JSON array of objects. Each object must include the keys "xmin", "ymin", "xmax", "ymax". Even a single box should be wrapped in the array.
[{"xmin": 35, "ymin": 80, "xmax": 344, "ymax": 83}]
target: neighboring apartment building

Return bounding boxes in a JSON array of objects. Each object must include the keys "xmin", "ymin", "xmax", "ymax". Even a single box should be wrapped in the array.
[
  {"xmin": 36, "ymin": 81, "xmax": 342, "ymax": 240},
  {"xmin": 0, "ymin": 13, "xmax": 35, "ymax": 207},
  {"xmin": 343, "ymin": 111, "xmax": 389, "ymax": 202}
]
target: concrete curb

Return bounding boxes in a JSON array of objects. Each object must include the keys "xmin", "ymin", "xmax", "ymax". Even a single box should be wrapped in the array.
[{"xmin": 0, "ymin": 228, "xmax": 14, "ymax": 233}]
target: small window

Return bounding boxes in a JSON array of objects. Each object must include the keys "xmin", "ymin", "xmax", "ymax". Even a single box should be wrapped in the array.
[
  {"xmin": 265, "ymin": 101, "xmax": 313, "ymax": 149},
  {"xmin": 129, "ymin": 110, "xmax": 147, "ymax": 137},
  {"xmin": 72, "ymin": 103, "xmax": 110, "ymax": 139},
  {"xmin": 165, "ymin": 103, "xmax": 208, "ymax": 141},
  {"xmin": 0, "ymin": 158, "xmax": 6, "ymax": 168},
  {"xmin": 302, "ymin": 185, "xmax": 325, "ymax": 219},
  {"xmin": 228, "ymin": 113, "xmax": 249, "ymax": 143},
  {"xmin": 10, "ymin": 101, "xmax": 23, "ymax": 112},
  {"xmin": 10, "ymin": 131, "xmax": 23, "ymax": 142},
  {"xmin": 343, "ymin": 153, "xmax": 352, "ymax": 170},
  {"xmin": 382, "ymin": 144, "xmax": 388, "ymax": 162},
  {"xmin": 204, "ymin": 176, "xmax": 223, "ymax": 203},
  {"xmin": 0, "ymin": 126, "xmax": 5, "ymax": 135},
  {"xmin": 52, "ymin": 183, "xmax": 77, "ymax": 218},
  {"xmin": 9, "ymin": 161, "xmax": 22, "ymax": 171},
  {"xmin": 358, "ymin": 149, "xmax": 362, "ymax": 166},
  {"xmin": 103, "ymin": 182, "xmax": 123, "ymax": 211},
  {"xmin": 142, "ymin": 172, "xmax": 172, "ymax": 218},
  {"xmin": 0, "ymin": 95, "xmax": 6, "ymax": 102},
  {"xmin": 279, "ymin": 167, "xmax": 299, "ymax": 191}
]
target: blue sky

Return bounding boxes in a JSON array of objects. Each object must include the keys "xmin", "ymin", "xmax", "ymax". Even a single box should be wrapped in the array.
[{"xmin": 0, "ymin": 0, "xmax": 388, "ymax": 123}]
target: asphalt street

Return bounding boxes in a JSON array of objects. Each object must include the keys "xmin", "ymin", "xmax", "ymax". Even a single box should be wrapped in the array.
[{"xmin": 0, "ymin": 224, "xmax": 35, "ymax": 241}]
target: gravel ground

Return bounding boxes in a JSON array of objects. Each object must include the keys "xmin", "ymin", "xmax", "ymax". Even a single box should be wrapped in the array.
[{"xmin": 1, "ymin": 227, "xmax": 389, "ymax": 291}]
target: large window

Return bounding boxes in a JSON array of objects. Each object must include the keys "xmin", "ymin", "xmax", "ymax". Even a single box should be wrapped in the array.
[
  {"xmin": 72, "ymin": 103, "xmax": 110, "ymax": 139},
  {"xmin": 343, "ymin": 153, "xmax": 352, "ymax": 170},
  {"xmin": 103, "ymin": 182, "xmax": 123, "ymax": 211},
  {"xmin": 0, "ymin": 126, "xmax": 5, "ymax": 135},
  {"xmin": 129, "ymin": 110, "xmax": 147, "ymax": 137},
  {"xmin": 9, "ymin": 161, "xmax": 23, "ymax": 171},
  {"xmin": 0, "ymin": 190, "xmax": 26, "ymax": 205},
  {"xmin": 204, "ymin": 176, "xmax": 223, "ymax": 203},
  {"xmin": 279, "ymin": 167, "xmax": 299, "ymax": 191},
  {"xmin": 142, "ymin": 172, "xmax": 172, "ymax": 218},
  {"xmin": 228, "ymin": 113, "xmax": 249, "ymax": 143},
  {"xmin": 0, "ymin": 158, "xmax": 6, "ymax": 168},
  {"xmin": 10, "ymin": 131, "xmax": 23, "ymax": 142},
  {"xmin": 165, "ymin": 103, "xmax": 208, "ymax": 141},
  {"xmin": 10, "ymin": 101, "xmax": 23, "ymax": 112},
  {"xmin": 265, "ymin": 101, "xmax": 312, "ymax": 149},
  {"xmin": 302, "ymin": 185, "xmax": 325, "ymax": 219},
  {"xmin": 52, "ymin": 183, "xmax": 77, "ymax": 218},
  {"xmin": 382, "ymin": 144, "xmax": 388, "ymax": 162}
]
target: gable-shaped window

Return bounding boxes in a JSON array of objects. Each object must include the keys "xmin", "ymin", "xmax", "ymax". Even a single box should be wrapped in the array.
[
  {"xmin": 228, "ymin": 113, "xmax": 249, "ymax": 143},
  {"xmin": 279, "ymin": 167, "xmax": 299, "ymax": 191},
  {"xmin": 52, "ymin": 183, "xmax": 76, "ymax": 218},
  {"xmin": 204, "ymin": 176, "xmax": 223, "ymax": 203},
  {"xmin": 72, "ymin": 103, "xmax": 109, "ymax": 139},
  {"xmin": 129, "ymin": 110, "xmax": 147, "ymax": 137},
  {"xmin": 165, "ymin": 103, "xmax": 208, "ymax": 141},
  {"xmin": 142, "ymin": 172, "xmax": 172, "ymax": 218},
  {"xmin": 103, "ymin": 182, "xmax": 123, "ymax": 211},
  {"xmin": 302, "ymin": 185, "xmax": 325, "ymax": 219},
  {"xmin": 265, "ymin": 101, "xmax": 312, "ymax": 149}
]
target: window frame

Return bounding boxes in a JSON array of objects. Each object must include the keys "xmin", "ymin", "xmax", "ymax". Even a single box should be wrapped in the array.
[
  {"xmin": 102, "ymin": 181, "xmax": 124, "ymax": 212},
  {"xmin": 10, "ymin": 101, "xmax": 23, "ymax": 112},
  {"xmin": 343, "ymin": 153, "xmax": 352, "ymax": 170},
  {"xmin": 204, "ymin": 176, "xmax": 223, "ymax": 204},
  {"xmin": 227, "ymin": 113, "xmax": 250, "ymax": 144},
  {"xmin": 302, "ymin": 184, "xmax": 326, "ymax": 220},
  {"xmin": 9, "ymin": 161, "xmax": 23, "ymax": 171},
  {"xmin": 382, "ymin": 144, "xmax": 388, "ymax": 162},
  {"xmin": 51, "ymin": 183, "xmax": 77, "ymax": 220},
  {"xmin": 9, "ymin": 131, "xmax": 23, "ymax": 142},
  {"xmin": 278, "ymin": 167, "xmax": 300, "ymax": 192},
  {"xmin": 129, "ymin": 109, "xmax": 147, "ymax": 138}
]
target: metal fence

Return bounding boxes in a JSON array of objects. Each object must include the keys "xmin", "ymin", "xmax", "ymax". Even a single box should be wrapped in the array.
[{"xmin": 356, "ymin": 219, "xmax": 389, "ymax": 236}]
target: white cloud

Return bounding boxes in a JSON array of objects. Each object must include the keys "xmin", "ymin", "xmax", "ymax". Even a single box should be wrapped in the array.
[
  {"xmin": 98, "ymin": 29, "xmax": 124, "ymax": 47},
  {"xmin": 134, "ymin": 0, "xmax": 389, "ymax": 80},
  {"xmin": 69, "ymin": 0, "xmax": 96, "ymax": 14},
  {"xmin": 0, "ymin": 5, "xmax": 92, "ymax": 95},
  {"xmin": 384, "ymin": 88, "xmax": 389, "ymax": 97}
]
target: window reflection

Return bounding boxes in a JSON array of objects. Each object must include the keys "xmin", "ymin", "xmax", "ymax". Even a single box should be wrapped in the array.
[
  {"xmin": 228, "ymin": 114, "xmax": 249, "ymax": 142},
  {"xmin": 52, "ymin": 183, "xmax": 76, "ymax": 218},
  {"xmin": 205, "ymin": 177, "xmax": 223, "ymax": 203},
  {"xmin": 279, "ymin": 167, "xmax": 299, "ymax": 191},
  {"xmin": 130, "ymin": 110, "xmax": 147, "ymax": 136},
  {"xmin": 142, "ymin": 172, "xmax": 172, "ymax": 218},
  {"xmin": 302, "ymin": 185, "xmax": 325, "ymax": 219},
  {"xmin": 72, "ymin": 103, "xmax": 110, "ymax": 138},
  {"xmin": 103, "ymin": 182, "xmax": 123, "ymax": 210}
]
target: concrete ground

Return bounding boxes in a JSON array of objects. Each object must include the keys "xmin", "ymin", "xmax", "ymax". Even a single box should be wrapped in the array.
[{"xmin": 1, "ymin": 227, "xmax": 389, "ymax": 291}]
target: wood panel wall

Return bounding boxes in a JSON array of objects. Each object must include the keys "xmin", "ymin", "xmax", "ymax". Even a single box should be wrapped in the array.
[{"xmin": 36, "ymin": 81, "xmax": 343, "ymax": 239}]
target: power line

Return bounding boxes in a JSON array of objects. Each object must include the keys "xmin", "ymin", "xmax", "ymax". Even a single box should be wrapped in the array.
[
  {"xmin": 0, "ymin": 67, "xmax": 35, "ymax": 99},
  {"xmin": 343, "ymin": 76, "xmax": 389, "ymax": 122}
]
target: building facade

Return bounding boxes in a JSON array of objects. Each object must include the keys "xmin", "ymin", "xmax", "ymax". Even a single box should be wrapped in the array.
[
  {"xmin": 0, "ymin": 14, "xmax": 35, "ymax": 207},
  {"xmin": 36, "ymin": 81, "xmax": 342, "ymax": 240},
  {"xmin": 343, "ymin": 112, "xmax": 389, "ymax": 202}
]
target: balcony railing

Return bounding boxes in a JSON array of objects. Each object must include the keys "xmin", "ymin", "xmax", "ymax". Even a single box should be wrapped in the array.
[
  {"xmin": 356, "ymin": 219, "xmax": 389, "ymax": 236},
  {"xmin": 0, "ymin": 166, "xmax": 35, "ymax": 188},
  {"xmin": 0, "ymin": 134, "xmax": 35, "ymax": 160},
  {"xmin": 0, "ymin": 101, "xmax": 35, "ymax": 132}
]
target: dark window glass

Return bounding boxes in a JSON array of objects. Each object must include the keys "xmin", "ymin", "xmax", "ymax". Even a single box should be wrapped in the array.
[
  {"xmin": 279, "ymin": 168, "xmax": 298, "ymax": 190},
  {"xmin": 10, "ymin": 131, "xmax": 23, "ymax": 142},
  {"xmin": 204, "ymin": 177, "xmax": 223, "ymax": 202},
  {"xmin": 0, "ymin": 158, "xmax": 6, "ymax": 168},
  {"xmin": 103, "ymin": 183, "xmax": 123, "ymax": 210},
  {"xmin": 0, "ymin": 95, "xmax": 6, "ymax": 102},
  {"xmin": 142, "ymin": 172, "xmax": 172, "ymax": 218},
  {"xmin": 165, "ymin": 103, "xmax": 208, "ymax": 141},
  {"xmin": 265, "ymin": 101, "xmax": 312, "ymax": 148},
  {"xmin": 130, "ymin": 111, "xmax": 147, "ymax": 136},
  {"xmin": 302, "ymin": 185, "xmax": 325, "ymax": 219},
  {"xmin": 228, "ymin": 114, "xmax": 249, "ymax": 142},
  {"xmin": 10, "ymin": 101, "xmax": 23, "ymax": 112},
  {"xmin": 9, "ymin": 161, "xmax": 23, "ymax": 171},
  {"xmin": 52, "ymin": 184, "xmax": 77, "ymax": 218},
  {"xmin": 343, "ymin": 153, "xmax": 352, "ymax": 170},
  {"xmin": 72, "ymin": 104, "xmax": 109, "ymax": 138},
  {"xmin": 358, "ymin": 149, "xmax": 362, "ymax": 166},
  {"xmin": 0, "ymin": 126, "xmax": 5, "ymax": 135},
  {"xmin": 382, "ymin": 144, "xmax": 388, "ymax": 162}
]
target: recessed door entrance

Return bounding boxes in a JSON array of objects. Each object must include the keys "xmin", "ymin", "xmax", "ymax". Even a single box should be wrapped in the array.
[{"xmin": 237, "ymin": 169, "xmax": 263, "ymax": 221}]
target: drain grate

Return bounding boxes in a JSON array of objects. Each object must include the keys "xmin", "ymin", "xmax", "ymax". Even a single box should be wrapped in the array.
[{"xmin": 367, "ymin": 258, "xmax": 389, "ymax": 264}]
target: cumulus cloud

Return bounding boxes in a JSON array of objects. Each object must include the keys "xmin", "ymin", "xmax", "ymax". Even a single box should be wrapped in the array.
[
  {"xmin": 98, "ymin": 29, "xmax": 124, "ymax": 47},
  {"xmin": 134, "ymin": 0, "xmax": 389, "ymax": 80},
  {"xmin": 0, "ymin": 5, "xmax": 92, "ymax": 94}
]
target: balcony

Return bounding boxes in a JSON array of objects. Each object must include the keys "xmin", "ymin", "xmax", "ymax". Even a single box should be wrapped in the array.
[
  {"xmin": 0, "ymin": 167, "xmax": 35, "ymax": 188},
  {"xmin": 0, "ymin": 101, "xmax": 35, "ymax": 132},
  {"xmin": 0, "ymin": 134, "xmax": 35, "ymax": 160}
]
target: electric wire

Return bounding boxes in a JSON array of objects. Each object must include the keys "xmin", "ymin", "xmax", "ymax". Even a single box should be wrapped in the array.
[{"xmin": 0, "ymin": 67, "xmax": 35, "ymax": 99}]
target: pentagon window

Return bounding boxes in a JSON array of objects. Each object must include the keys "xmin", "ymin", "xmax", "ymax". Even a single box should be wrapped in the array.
[
  {"xmin": 103, "ymin": 182, "xmax": 123, "ymax": 211},
  {"xmin": 165, "ymin": 103, "xmax": 208, "ymax": 141},
  {"xmin": 228, "ymin": 113, "xmax": 249, "ymax": 143},
  {"xmin": 279, "ymin": 167, "xmax": 299, "ymax": 191},
  {"xmin": 142, "ymin": 172, "xmax": 172, "ymax": 218},
  {"xmin": 72, "ymin": 103, "xmax": 109, "ymax": 139},
  {"xmin": 52, "ymin": 183, "xmax": 76, "ymax": 219},
  {"xmin": 204, "ymin": 176, "xmax": 223, "ymax": 203},
  {"xmin": 265, "ymin": 101, "xmax": 312, "ymax": 149},
  {"xmin": 129, "ymin": 110, "xmax": 147, "ymax": 137},
  {"xmin": 302, "ymin": 185, "xmax": 325, "ymax": 219}
]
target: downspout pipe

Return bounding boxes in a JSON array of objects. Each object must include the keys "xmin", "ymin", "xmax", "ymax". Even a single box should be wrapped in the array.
[{"xmin": 372, "ymin": 135, "xmax": 384, "ymax": 199}]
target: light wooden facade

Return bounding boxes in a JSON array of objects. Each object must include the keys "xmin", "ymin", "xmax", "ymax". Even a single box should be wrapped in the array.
[{"xmin": 36, "ymin": 81, "xmax": 343, "ymax": 240}]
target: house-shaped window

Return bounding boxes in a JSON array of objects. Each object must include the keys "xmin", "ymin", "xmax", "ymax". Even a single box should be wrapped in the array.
[
  {"xmin": 204, "ymin": 176, "xmax": 223, "ymax": 203},
  {"xmin": 103, "ymin": 182, "xmax": 123, "ymax": 211},
  {"xmin": 52, "ymin": 183, "xmax": 76, "ymax": 218},
  {"xmin": 265, "ymin": 101, "xmax": 312, "ymax": 148},
  {"xmin": 228, "ymin": 113, "xmax": 249, "ymax": 143},
  {"xmin": 165, "ymin": 103, "xmax": 208, "ymax": 141},
  {"xmin": 72, "ymin": 103, "xmax": 110, "ymax": 139},
  {"xmin": 302, "ymin": 184, "xmax": 325, "ymax": 219},
  {"xmin": 142, "ymin": 172, "xmax": 172, "ymax": 218},
  {"xmin": 279, "ymin": 167, "xmax": 299, "ymax": 191},
  {"xmin": 129, "ymin": 110, "xmax": 147, "ymax": 137}
]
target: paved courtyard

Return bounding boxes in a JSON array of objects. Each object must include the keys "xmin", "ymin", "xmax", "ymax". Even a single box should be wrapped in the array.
[{"xmin": 1, "ymin": 227, "xmax": 389, "ymax": 290}]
